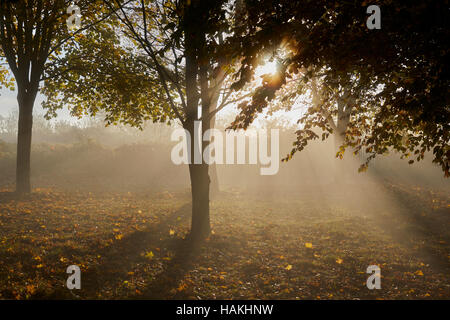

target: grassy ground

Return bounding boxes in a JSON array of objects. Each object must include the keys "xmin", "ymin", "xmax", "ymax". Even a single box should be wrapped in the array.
[{"xmin": 0, "ymin": 182, "xmax": 448, "ymax": 300}]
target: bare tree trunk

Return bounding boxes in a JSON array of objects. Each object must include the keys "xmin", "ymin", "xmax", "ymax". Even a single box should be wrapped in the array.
[
  {"xmin": 16, "ymin": 91, "xmax": 34, "ymax": 194},
  {"xmin": 189, "ymin": 162, "xmax": 211, "ymax": 240},
  {"xmin": 209, "ymin": 162, "xmax": 219, "ymax": 197},
  {"xmin": 333, "ymin": 131, "xmax": 346, "ymax": 183},
  {"xmin": 184, "ymin": 117, "xmax": 211, "ymax": 240},
  {"xmin": 333, "ymin": 96, "xmax": 351, "ymax": 184},
  {"xmin": 183, "ymin": 0, "xmax": 215, "ymax": 240}
]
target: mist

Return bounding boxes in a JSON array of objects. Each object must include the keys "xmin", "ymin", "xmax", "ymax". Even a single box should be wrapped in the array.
[
  {"xmin": 0, "ymin": 0, "xmax": 448, "ymax": 302},
  {"xmin": 1, "ymin": 112, "xmax": 447, "ymax": 194}
]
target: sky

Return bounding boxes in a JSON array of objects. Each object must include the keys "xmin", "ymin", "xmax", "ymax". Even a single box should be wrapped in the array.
[
  {"xmin": 0, "ymin": 87, "xmax": 56, "ymax": 117},
  {"xmin": 0, "ymin": 87, "xmax": 20, "ymax": 117},
  {"xmin": 0, "ymin": 58, "xmax": 303, "ymax": 128},
  {"xmin": 0, "ymin": 87, "xmax": 91, "ymax": 124}
]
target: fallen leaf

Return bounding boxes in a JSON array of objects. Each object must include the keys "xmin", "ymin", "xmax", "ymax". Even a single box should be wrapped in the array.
[{"xmin": 26, "ymin": 285, "xmax": 36, "ymax": 294}]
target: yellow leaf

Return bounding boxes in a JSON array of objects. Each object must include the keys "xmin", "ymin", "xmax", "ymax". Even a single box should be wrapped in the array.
[
  {"xmin": 115, "ymin": 234, "xmax": 123, "ymax": 240},
  {"xmin": 285, "ymin": 264, "xmax": 292, "ymax": 270},
  {"xmin": 169, "ymin": 229, "xmax": 175, "ymax": 236},
  {"xmin": 415, "ymin": 270, "xmax": 424, "ymax": 276},
  {"xmin": 305, "ymin": 242, "xmax": 313, "ymax": 248},
  {"xmin": 26, "ymin": 285, "xmax": 36, "ymax": 294},
  {"xmin": 336, "ymin": 258, "xmax": 343, "ymax": 264},
  {"xmin": 145, "ymin": 251, "xmax": 154, "ymax": 259}
]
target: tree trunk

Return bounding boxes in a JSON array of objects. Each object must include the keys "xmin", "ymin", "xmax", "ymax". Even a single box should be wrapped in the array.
[
  {"xmin": 189, "ymin": 162, "xmax": 211, "ymax": 240},
  {"xmin": 208, "ymin": 109, "xmax": 220, "ymax": 198},
  {"xmin": 16, "ymin": 92, "xmax": 34, "ymax": 194},
  {"xmin": 333, "ymin": 112, "xmax": 348, "ymax": 184},
  {"xmin": 183, "ymin": 0, "xmax": 212, "ymax": 240},
  {"xmin": 184, "ymin": 115, "xmax": 211, "ymax": 240},
  {"xmin": 209, "ymin": 163, "xmax": 219, "ymax": 197},
  {"xmin": 208, "ymin": 79, "xmax": 222, "ymax": 198}
]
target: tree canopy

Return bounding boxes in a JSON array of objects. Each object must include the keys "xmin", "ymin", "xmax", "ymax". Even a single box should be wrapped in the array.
[
  {"xmin": 42, "ymin": 0, "xmax": 248, "ymax": 239},
  {"xmin": 0, "ymin": 0, "xmax": 116, "ymax": 193},
  {"xmin": 228, "ymin": 0, "xmax": 449, "ymax": 176}
]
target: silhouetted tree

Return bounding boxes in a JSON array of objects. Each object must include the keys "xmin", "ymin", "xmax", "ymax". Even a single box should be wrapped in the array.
[
  {"xmin": 0, "ymin": 0, "xmax": 111, "ymax": 194},
  {"xmin": 229, "ymin": 0, "xmax": 449, "ymax": 176}
]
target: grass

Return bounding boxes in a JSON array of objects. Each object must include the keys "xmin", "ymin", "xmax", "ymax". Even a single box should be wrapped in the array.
[{"xmin": 0, "ymin": 182, "xmax": 448, "ymax": 299}]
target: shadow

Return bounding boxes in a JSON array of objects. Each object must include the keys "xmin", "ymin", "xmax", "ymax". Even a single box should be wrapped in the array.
[
  {"xmin": 0, "ymin": 191, "xmax": 21, "ymax": 202},
  {"xmin": 134, "ymin": 237, "xmax": 201, "ymax": 299},
  {"xmin": 0, "ymin": 190, "xmax": 55, "ymax": 203},
  {"xmin": 77, "ymin": 202, "xmax": 194, "ymax": 299},
  {"xmin": 379, "ymin": 185, "xmax": 450, "ymax": 274},
  {"xmin": 365, "ymin": 169, "xmax": 450, "ymax": 274}
]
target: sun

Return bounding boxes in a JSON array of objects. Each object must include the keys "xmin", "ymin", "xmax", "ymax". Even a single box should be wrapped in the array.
[{"xmin": 255, "ymin": 60, "xmax": 278, "ymax": 78}]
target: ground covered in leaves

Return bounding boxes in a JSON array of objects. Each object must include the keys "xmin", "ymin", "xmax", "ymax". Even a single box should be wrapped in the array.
[{"xmin": 0, "ymin": 182, "xmax": 448, "ymax": 300}]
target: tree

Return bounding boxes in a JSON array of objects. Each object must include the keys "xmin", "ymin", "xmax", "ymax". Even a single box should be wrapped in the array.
[
  {"xmin": 0, "ymin": 0, "xmax": 112, "ymax": 194},
  {"xmin": 228, "ymin": 0, "xmax": 449, "ymax": 176},
  {"xmin": 42, "ymin": 0, "xmax": 247, "ymax": 240},
  {"xmin": 0, "ymin": 60, "xmax": 13, "ymax": 90}
]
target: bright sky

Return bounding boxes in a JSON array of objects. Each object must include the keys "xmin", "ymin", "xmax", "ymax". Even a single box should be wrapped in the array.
[
  {"xmin": 0, "ymin": 87, "xmax": 83, "ymax": 123},
  {"xmin": 0, "ymin": 58, "xmax": 303, "ymax": 128},
  {"xmin": 0, "ymin": 88, "xmax": 20, "ymax": 117},
  {"xmin": 0, "ymin": 88, "xmax": 47, "ymax": 117}
]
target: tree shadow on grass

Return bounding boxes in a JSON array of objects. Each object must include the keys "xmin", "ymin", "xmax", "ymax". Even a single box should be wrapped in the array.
[
  {"xmin": 379, "ymin": 189, "xmax": 450, "ymax": 274},
  {"xmin": 366, "ymin": 170, "xmax": 450, "ymax": 275},
  {"xmin": 77, "ymin": 202, "xmax": 197, "ymax": 299},
  {"xmin": 0, "ymin": 190, "xmax": 35, "ymax": 202},
  {"xmin": 133, "ymin": 236, "xmax": 201, "ymax": 299},
  {"xmin": 0, "ymin": 189, "xmax": 64, "ymax": 203},
  {"xmin": 0, "ymin": 191, "xmax": 17, "ymax": 202}
]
